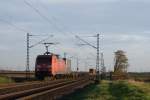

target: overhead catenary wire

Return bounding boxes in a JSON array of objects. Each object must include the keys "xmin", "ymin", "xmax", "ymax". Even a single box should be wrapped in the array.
[
  {"xmin": 23, "ymin": 0, "xmax": 80, "ymax": 56},
  {"xmin": 24, "ymin": 0, "xmax": 68, "ymax": 36},
  {"xmin": 36, "ymin": 0, "xmax": 72, "ymax": 36},
  {"xmin": 23, "ymin": 0, "xmax": 98, "ymax": 72},
  {"xmin": 29, "ymin": 34, "xmax": 54, "ymax": 48},
  {"xmin": 0, "ymin": 18, "xmax": 53, "ymax": 43},
  {"xmin": 75, "ymin": 35, "xmax": 97, "ymax": 49},
  {"xmin": 23, "ymin": 0, "xmax": 90, "ymax": 45},
  {"xmin": 0, "ymin": 18, "xmax": 54, "ymax": 48},
  {"xmin": 0, "ymin": 1, "xmax": 90, "ymax": 73},
  {"xmin": 0, "ymin": 18, "xmax": 29, "ymax": 33},
  {"xmin": 24, "ymin": 0, "xmax": 86, "ymax": 47}
]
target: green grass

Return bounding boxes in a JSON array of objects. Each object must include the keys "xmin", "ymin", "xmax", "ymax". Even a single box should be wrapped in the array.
[
  {"xmin": 0, "ymin": 76, "xmax": 14, "ymax": 84},
  {"xmin": 61, "ymin": 80, "xmax": 150, "ymax": 100},
  {"xmin": 108, "ymin": 81, "xmax": 147, "ymax": 100}
]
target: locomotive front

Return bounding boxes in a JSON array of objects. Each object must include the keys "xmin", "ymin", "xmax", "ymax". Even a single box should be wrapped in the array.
[{"xmin": 35, "ymin": 55, "xmax": 52, "ymax": 79}]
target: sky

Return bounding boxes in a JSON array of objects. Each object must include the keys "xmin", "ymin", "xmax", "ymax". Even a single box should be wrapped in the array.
[{"xmin": 0, "ymin": 0, "xmax": 150, "ymax": 72}]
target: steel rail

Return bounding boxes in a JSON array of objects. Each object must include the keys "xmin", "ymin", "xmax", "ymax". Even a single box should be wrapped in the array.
[
  {"xmin": 18, "ymin": 79, "xmax": 91, "ymax": 100},
  {"xmin": 0, "ymin": 79, "xmax": 78, "ymax": 100},
  {"xmin": 0, "ymin": 79, "xmax": 68, "ymax": 95}
]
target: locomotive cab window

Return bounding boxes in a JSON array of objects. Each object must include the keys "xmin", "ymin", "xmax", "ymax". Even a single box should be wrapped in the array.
[{"xmin": 36, "ymin": 56, "xmax": 52, "ymax": 65}]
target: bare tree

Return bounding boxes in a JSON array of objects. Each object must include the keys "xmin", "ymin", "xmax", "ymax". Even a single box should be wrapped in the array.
[{"xmin": 114, "ymin": 50, "xmax": 129, "ymax": 74}]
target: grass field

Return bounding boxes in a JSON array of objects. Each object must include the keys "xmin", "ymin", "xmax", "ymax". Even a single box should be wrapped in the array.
[
  {"xmin": 61, "ymin": 80, "xmax": 150, "ymax": 100},
  {"xmin": 0, "ymin": 76, "xmax": 14, "ymax": 84}
]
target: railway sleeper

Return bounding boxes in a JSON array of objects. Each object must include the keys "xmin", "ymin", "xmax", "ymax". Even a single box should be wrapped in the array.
[
  {"xmin": 0, "ymin": 80, "xmax": 75, "ymax": 100},
  {"xmin": 17, "ymin": 79, "xmax": 91, "ymax": 100}
]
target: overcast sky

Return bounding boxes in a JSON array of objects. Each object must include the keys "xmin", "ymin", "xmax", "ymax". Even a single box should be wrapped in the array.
[{"xmin": 0, "ymin": 0, "xmax": 150, "ymax": 72}]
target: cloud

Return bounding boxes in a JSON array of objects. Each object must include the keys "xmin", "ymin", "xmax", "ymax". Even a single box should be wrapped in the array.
[{"xmin": 0, "ymin": 0, "xmax": 150, "ymax": 72}]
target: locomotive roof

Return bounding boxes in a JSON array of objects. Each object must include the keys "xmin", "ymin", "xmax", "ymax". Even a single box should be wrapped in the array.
[
  {"xmin": 37, "ymin": 55, "xmax": 51, "ymax": 57},
  {"xmin": 37, "ymin": 54, "xmax": 59, "ymax": 58},
  {"xmin": 36, "ymin": 54, "xmax": 71, "ymax": 60}
]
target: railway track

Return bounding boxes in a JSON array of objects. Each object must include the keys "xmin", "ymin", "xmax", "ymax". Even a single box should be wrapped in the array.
[
  {"xmin": 0, "ymin": 80, "xmax": 47, "ymax": 88},
  {"xmin": 0, "ymin": 71, "xmax": 34, "ymax": 78},
  {"xmin": 0, "ymin": 78, "xmax": 91, "ymax": 100},
  {"xmin": 0, "ymin": 79, "xmax": 66, "ymax": 95}
]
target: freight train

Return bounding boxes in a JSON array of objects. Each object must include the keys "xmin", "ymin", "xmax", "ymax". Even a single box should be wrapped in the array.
[{"xmin": 35, "ymin": 53, "xmax": 71, "ymax": 80}]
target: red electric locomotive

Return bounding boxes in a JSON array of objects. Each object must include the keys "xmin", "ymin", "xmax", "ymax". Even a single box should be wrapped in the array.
[
  {"xmin": 35, "ymin": 54, "xmax": 71, "ymax": 80},
  {"xmin": 35, "ymin": 43, "xmax": 71, "ymax": 80}
]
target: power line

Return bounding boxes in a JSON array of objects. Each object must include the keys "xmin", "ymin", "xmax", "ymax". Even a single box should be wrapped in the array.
[
  {"xmin": 24, "ymin": 0, "xmax": 89, "ymax": 52},
  {"xmin": 75, "ymin": 35, "xmax": 97, "ymax": 49},
  {"xmin": 76, "ymin": 34, "xmax": 101, "ymax": 83},
  {"xmin": 23, "ymin": 0, "xmax": 98, "ymax": 72},
  {"xmin": 24, "ymin": 0, "xmax": 68, "ymax": 36},
  {"xmin": 29, "ymin": 34, "xmax": 54, "ymax": 48},
  {"xmin": 0, "ymin": 18, "xmax": 29, "ymax": 33},
  {"xmin": 24, "ymin": 0, "xmax": 81, "ymax": 42},
  {"xmin": 23, "ymin": 0, "xmax": 76, "ymax": 57},
  {"xmin": 36, "ymin": 0, "xmax": 72, "ymax": 35},
  {"xmin": 26, "ymin": 33, "xmax": 54, "ymax": 79},
  {"xmin": 23, "ymin": 0, "xmax": 81, "ymax": 58}
]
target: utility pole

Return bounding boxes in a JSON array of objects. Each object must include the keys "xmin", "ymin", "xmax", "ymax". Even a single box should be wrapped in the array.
[
  {"xmin": 96, "ymin": 34, "xmax": 100, "ymax": 83},
  {"xmin": 84, "ymin": 60, "xmax": 87, "ymax": 72},
  {"xmin": 26, "ymin": 33, "xmax": 30, "ymax": 79},
  {"xmin": 77, "ymin": 57, "xmax": 79, "ymax": 72},
  {"xmin": 101, "ymin": 53, "xmax": 106, "ymax": 79},
  {"xmin": 75, "ymin": 34, "xmax": 101, "ymax": 83},
  {"xmin": 101, "ymin": 53, "xmax": 105, "ymax": 71},
  {"xmin": 64, "ymin": 52, "xmax": 67, "ymax": 58},
  {"xmin": 26, "ymin": 33, "xmax": 53, "ymax": 79},
  {"xmin": 101, "ymin": 53, "xmax": 106, "ymax": 72}
]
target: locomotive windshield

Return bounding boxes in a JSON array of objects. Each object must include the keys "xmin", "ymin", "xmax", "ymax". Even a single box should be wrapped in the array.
[{"xmin": 36, "ymin": 56, "xmax": 52, "ymax": 65}]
